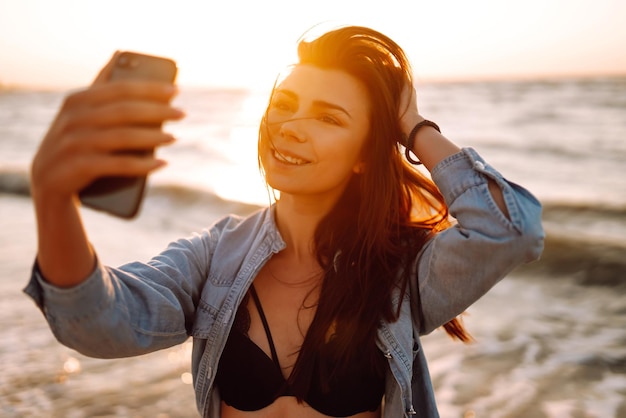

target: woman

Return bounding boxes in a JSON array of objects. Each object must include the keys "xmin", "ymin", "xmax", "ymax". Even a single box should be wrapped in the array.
[{"xmin": 25, "ymin": 26, "xmax": 544, "ymax": 417}]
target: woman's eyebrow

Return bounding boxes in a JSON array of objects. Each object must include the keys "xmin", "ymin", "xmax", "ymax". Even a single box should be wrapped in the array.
[
  {"xmin": 275, "ymin": 88, "xmax": 352, "ymax": 119},
  {"xmin": 314, "ymin": 100, "xmax": 352, "ymax": 119}
]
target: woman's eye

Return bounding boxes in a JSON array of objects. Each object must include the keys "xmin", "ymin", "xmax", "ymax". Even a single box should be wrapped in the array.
[
  {"xmin": 319, "ymin": 114, "xmax": 340, "ymax": 125},
  {"xmin": 271, "ymin": 100, "xmax": 292, "ymax": 112}
]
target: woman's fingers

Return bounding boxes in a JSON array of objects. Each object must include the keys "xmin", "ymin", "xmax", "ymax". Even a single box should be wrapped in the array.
[
  {"xmin": 32, "ymin": 102, "xmax": 180, "ymax": 198},
  {"xmin": 82, "ymin": 153, "xmax": 168, "ymax": 178},
  {"xmin": 56, "ymin": 81, "xmax": 183, "ymax": 135},
  {"xmin": 398, "ymin": 83, "xmax": 422, "ymax": 138},
  {"xmin": 62, "ymin": 100, "xmax": 185, "ymax": 132},
  {"xmin": 64, "ymin": 80, "xmax": 179, "ymax": 110},
  {"xmin": 32, "ymin": 67, "xmax": 184, "ymax": 201},
  {"xmin": 32, "ymin": 139, "xmax": 170, "ymax": 199},
  {"xmin": 70, "ymin": 127, "xmax": 176, "ymax": 153}
]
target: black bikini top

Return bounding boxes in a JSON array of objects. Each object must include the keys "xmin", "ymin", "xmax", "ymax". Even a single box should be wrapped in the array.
[{"xmin": 215, "ymin": 285, "xmax": 385, "ymax": 416}]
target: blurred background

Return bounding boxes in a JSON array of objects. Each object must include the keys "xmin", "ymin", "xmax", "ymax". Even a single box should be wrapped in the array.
[{"xmin": 1, "ymin": 0, "xmax": 625, "ymax": 417}]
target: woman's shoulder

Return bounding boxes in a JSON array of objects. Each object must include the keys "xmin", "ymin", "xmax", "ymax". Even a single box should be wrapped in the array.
[
  {"xmin": 209, "ymin": 205, "xmax": 272, "ymax": 232},
  {"xmin": 198, "ymin": 205, "xmax": 280, "ymax": 247}
]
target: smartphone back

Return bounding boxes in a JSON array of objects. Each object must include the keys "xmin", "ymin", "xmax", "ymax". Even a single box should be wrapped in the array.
[{"xmin": 79, "ymin": 52, "xmax": 177, "ymax": 218}]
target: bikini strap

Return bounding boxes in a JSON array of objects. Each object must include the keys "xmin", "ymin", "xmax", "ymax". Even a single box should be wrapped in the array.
[{"xmin": 249, "ymin": 284, "xmax": 282, "ymax": 371}]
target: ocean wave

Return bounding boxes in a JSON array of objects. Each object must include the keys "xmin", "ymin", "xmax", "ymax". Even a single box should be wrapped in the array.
[
  {"xmin": 112, "ymin": 190, "xmax": 626, "ymax": 289},
  {"xmin": 468, "ymin": 138, "xmax": 626, "ymax": 164},
  {"xmin": 0, "ymin": 168, "xmax": 263, "ymax": 214},
  {"xmin": 4, "ymin": 168, "xmax": 624, "ymax": 286},
  {"xmin": 542, "ymin": 201, "xmax": 626, "ymax": 222},
  {"xmin": 516, "ymin": 201, "xmax": 626, "ymax": 287},
  {"xmin": 516, "ymin": 232, "xmax": 626, "ymax": 287},
  {"xmin": 0, "ymin": 168, "xmax": 30, "ymax": 196}
]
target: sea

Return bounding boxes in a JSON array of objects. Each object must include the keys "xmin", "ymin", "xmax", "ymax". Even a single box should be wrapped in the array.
[{"xmin": 1, "ymin": 76, "xmax": 625, "ymax": 418}]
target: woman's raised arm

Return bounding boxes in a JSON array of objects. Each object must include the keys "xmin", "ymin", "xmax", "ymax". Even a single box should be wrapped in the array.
[{"xmin": 30, "ymin": 53, "xmax": 183, "ymax": 287}]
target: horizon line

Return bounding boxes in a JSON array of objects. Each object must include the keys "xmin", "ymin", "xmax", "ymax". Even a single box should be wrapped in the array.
[{"xmin": 2, "ymin": 70, "xmax": 625, "ymax": 93}]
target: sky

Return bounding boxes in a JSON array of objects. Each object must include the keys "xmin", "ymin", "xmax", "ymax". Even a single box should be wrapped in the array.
[{"xmin": 1, "ymin": 0, "xmax": 625, "ymax": 90}]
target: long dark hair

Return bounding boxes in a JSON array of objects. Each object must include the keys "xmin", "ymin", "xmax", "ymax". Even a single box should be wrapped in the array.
[{"xmin": 259, "ymin": 25, "xmax": 470, "ymax": 393}]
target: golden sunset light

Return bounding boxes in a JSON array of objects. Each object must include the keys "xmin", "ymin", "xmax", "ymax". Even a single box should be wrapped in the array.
[
  {"xmin": 2, "ymin": 1, "xmax": 626, "ymax": 417},
  {"xmin": 1, "ymin": 0, "xmax": 625, "ymax": 90}
]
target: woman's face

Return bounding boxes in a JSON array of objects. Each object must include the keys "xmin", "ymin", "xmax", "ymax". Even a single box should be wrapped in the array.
[{"xmin": 260, "ymin": 64, "xmax": 370, "ymax": 202}]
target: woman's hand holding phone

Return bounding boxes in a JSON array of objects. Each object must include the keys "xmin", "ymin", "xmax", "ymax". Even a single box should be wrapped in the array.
[
  {"xmin": 30, "ymin": 52, "xmax": 183, "ymax": 287},
  {"xmin": 32, "ymin": 52, "xmax": 182, "ymax": 218}
]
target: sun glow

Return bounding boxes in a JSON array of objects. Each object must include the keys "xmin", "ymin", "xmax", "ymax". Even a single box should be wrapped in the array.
[{"xmin": 2, "ymin": 0, "xmax": 624, "ymax": 90}]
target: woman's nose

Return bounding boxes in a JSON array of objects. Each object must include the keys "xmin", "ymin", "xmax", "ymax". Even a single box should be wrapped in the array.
[{"xmin": 279, "ymin": 117, "xmax": 307, "ymax": 143}]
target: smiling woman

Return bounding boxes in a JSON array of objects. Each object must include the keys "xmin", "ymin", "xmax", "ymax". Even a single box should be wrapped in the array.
[
  {"xmin": 259, "ymin": 65, "xmax": 370, "ymax": 204},
  {"xmin": 25, "ymin": 24, "xmax": 544, "ymax": 418}
]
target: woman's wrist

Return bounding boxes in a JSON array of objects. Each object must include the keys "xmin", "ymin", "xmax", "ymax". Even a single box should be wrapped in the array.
[
  {"xmin": 400, "ymin": 114, "xmax": 424, "ymax": 145},
  {"xmin": 406, "ymin": 123, "xmax": 461, "ymax": 171},
  {"xmin": 404, "ymin": 120, "xmax": 441, "ymax": 164},
  {"xmin": 414, "ymin": 131, "xmax": 461, "ymax": 171}
]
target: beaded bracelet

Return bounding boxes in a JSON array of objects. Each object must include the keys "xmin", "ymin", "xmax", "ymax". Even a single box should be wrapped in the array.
[{"xmin": 404, "ymin": 120, "xmax": 441, "ymax": 165}]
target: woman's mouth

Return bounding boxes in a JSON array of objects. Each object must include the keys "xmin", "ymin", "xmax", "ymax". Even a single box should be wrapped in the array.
[{"xmin": 272, "ymin": 149, "xmax": 310, "ymax": 165}]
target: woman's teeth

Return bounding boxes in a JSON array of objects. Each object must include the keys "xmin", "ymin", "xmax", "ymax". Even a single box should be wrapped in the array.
[{"xmin": 273, "ymin": 149, "xmax": 307, "ymax": 165}]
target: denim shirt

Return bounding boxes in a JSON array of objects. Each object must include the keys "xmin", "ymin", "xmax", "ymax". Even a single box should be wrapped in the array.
[{"xmin": 25, "ymin": 148, "xmax": 544, "ymax": 418}]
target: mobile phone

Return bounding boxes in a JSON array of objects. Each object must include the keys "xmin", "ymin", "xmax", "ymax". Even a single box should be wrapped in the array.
[{"xmin": 79, "ymin": 51, "xmax": 178, "ymax": 218}]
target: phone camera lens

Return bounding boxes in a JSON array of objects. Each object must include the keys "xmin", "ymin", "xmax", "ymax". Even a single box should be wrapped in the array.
[
  {"xmin": 117, "ymin": 54, "xmax": 140, "ymax": 69},
  {"xmin": 117, "ymin": 55, "xmax": 130, "ymax": 68}
]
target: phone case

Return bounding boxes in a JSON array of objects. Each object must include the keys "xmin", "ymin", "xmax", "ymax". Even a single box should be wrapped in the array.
[{"xmin": 79, "ymin": 52, "xmax": 177, "ymax": 218}]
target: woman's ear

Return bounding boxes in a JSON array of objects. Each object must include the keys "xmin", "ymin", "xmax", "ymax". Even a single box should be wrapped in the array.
[{"xmin": 353, "ymin": 161, "xmax": 365, "ymax": 174}]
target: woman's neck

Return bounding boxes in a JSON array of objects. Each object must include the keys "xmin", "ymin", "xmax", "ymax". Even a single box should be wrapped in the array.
[{"xmin": 274, "ymin": 194, "xmax": 335, "ymax": 261}]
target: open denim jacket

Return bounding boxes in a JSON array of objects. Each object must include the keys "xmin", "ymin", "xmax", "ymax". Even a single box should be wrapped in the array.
[{"xmin": 25, "ymin": 148, "xmax": 544, "ymax": 417}]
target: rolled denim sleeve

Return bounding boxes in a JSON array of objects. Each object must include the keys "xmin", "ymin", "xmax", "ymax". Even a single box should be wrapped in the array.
[
  {"xmin": 412, "ymin": 148, "xmax": 544, "ymax": 335},
  {"xmin": 23, "ymin": 228, "xmax": 218, "ymax": 359}
]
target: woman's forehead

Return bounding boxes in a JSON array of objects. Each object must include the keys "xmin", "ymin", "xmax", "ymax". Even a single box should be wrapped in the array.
[{"xmin": 275, "ymin": 64, "xmax": 370, "ymax": 111}]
